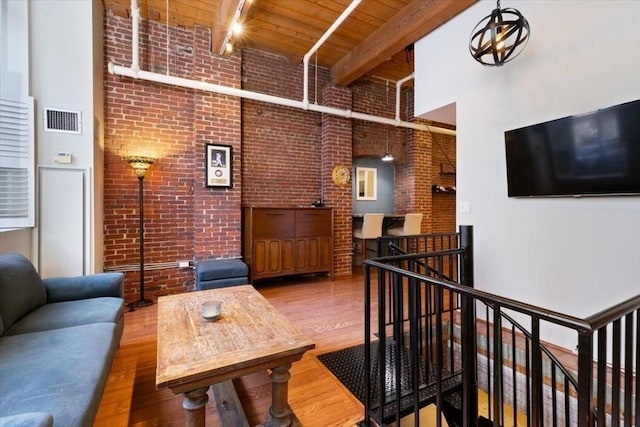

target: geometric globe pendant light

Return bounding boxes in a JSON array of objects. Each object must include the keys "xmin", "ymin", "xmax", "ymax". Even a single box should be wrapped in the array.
[{"xmin": 469, "ymin": 0, "xmax": 530, "ymax": 66}]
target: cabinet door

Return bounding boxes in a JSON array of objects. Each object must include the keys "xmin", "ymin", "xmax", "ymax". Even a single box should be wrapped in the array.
[
  {"xmin": 252, "ymin": 239, "xmax": 295, "ymax": 279},
  {"xmin": 295, "ymin": 209, "xmax": 331, "ymax": 237},
  {"xmin": 254, "ymin": 209, "xmax": 295, "ymax": 238},
  {"xmin": 294, "ymin": 239, "xmax": 308, "ymax": 271},
  {"xmin": 252, "ymin": 239, "xmax": 274, "ymax": 278},
  {"xmin": 318, "ymin": 236, "xmax": 332, "ymax": 270},
  {"xmin": 295, "ymin": 237, "xmax": 332, "ymax": 272},
  {"xmin": 280, "ymin": 239, "xmax": 295, "ymax": 275}
]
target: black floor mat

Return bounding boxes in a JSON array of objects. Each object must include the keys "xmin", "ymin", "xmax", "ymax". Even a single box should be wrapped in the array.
[{"xmin": 317, "ymin": 341, "xmax": 462, "ymax": 424}]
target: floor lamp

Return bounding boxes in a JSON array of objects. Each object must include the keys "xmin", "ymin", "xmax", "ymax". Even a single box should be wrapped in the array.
[{"xmin": 125, "ymin": 156, "xmax": 155, "ymax": 310}]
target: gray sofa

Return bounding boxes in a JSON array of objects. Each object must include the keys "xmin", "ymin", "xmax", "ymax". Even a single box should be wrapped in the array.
[{"xmin": 0, "ymin": 252, "xmax": 124, "ymax": 427}]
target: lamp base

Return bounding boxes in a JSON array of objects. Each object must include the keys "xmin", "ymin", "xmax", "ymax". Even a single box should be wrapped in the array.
[{"xmin": 127, "ymin": 298, "xmax": 154, "ymax": 311}]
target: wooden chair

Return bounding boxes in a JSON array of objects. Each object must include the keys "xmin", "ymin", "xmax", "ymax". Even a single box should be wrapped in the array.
[{"xmin": 353, "ymin": 213, "xmax": 384, "ymax": 264}]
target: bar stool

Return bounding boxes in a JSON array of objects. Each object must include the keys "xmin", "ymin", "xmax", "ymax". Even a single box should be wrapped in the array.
[
  {"xmin": 353, "ymin": 213, "xmax": 384, "ymax": 265},
  {"xmin": 387, "ymin": 213, "xmax": 423, "ymax": 236}
]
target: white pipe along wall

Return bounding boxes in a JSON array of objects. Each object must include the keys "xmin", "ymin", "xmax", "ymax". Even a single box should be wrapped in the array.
[{"xmin": 108, "ymin": 0, "xmax": 456, "ymax": 136}]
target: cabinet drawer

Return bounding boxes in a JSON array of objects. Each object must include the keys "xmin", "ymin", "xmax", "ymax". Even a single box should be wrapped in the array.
[
  {"xmin": 295, "ymin": 209, "xmax": 331, "ymax": 237},
  {"xmin": 252, "ymin": 209, "xmax": 295, "ymax": 238}
]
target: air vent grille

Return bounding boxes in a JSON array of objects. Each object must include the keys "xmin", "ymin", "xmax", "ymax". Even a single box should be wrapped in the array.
[{"xmin": 43, "ymin": 108, "xmax": 81, "ymax": 134}]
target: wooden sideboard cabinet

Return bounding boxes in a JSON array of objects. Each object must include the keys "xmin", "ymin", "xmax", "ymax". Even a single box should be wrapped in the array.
[{"xmin": 243, "ymin": 207, "xmax": 333, "ymax": 281}]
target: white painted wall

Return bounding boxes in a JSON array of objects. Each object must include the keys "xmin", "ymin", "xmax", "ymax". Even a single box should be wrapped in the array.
[
  {"xmin": 30, "ymin": 0, "xmax": 106, "ymax": 275},
  {"xmin": 0, "ymin": 0, "xmax": 33, "ymax": 258},
  {"xmin": 0, "ymin": 0, "xmax": 28, "ymax": 98},
  {"xmin": 31, "ymin": 1, "xmax": 96, "ymax": 168},
  {"xmin": 415, "ymin": 0, "xmax": 640, "ymax": 347},
  {"xmin": 0, "ymin": 1, "xmax": 103, "ymax": 273}
]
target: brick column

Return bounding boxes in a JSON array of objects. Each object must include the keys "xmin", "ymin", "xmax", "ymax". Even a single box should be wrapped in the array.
[
  {"xmin": 321, "ymin": 84, "xmax": 353, "ymax": 276},
  {"xmin": 402, "ymin": 123, "xmax": 433, "ymax": 234}
]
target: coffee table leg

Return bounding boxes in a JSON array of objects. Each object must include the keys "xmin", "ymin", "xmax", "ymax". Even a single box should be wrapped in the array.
[
  {"xmin": 262, "ymin": 363, "xmax": 294, "ymax": 427},
  {"xmin": 183, "ymin": 386, "xmax": 209, "ymax": 427}
]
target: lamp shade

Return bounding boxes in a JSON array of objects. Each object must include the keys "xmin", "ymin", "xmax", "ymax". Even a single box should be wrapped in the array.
[
  {"xmin": 125, "ymin": 156, "xmax": 155, "ymax": 178},
  {"xmin": 381, "ymin": 152, "xmax": 394, "ymax": 162},
  {"xmin": 469, "ymin": 0, "xmax": 530, "ymax": 66}
]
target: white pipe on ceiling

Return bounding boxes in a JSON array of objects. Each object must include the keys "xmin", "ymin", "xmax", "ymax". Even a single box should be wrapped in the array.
[
  {"xmin": 395, "ymin": 73, "xmax": 414, "ymax": 122},
  {"xmin": 302, "ymin": 0, "xmax": 362, "ymax": 108},
  {"xmin": 108, "ymin": 0, "xmax": 456, "ymax": 136}
]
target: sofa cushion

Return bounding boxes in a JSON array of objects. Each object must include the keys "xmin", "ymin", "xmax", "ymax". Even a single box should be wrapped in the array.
[
  {"xmin": 196, "ymin": 259, "xmax": 249, "ymax": 281},
  {"xmin": 0, "ymin": 323, "xmax": 119, "ymax": 427},
  {"xmin": 0, "ymin": 412, "xmax": 53, "ymax": 427},
  {"xmin": 0, "ymin": 253, "xmax": 46, "ymax": 332},
  {"xmin": 4, "ymin": 297, "xmax": 124, "ymax": 336}
]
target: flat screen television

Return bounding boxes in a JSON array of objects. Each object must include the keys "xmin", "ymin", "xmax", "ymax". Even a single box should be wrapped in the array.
[{"xmin": 504, "ymin": 99, "xmax": 640, "ymax": 197}]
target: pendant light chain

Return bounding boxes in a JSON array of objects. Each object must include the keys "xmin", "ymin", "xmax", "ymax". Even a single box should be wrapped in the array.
[{"xmin": 381, "ymin": 81, "xmax": 394, "ymax": 161}]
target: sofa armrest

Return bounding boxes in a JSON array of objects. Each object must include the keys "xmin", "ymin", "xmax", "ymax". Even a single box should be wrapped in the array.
[{"xmin": 43, "ymin": 273, "xmax": 124, "ymax": 303}]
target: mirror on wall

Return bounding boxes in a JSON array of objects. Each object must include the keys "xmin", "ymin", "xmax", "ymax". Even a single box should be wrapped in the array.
[{"xmin": 356, "ymin": 167, "xmax": 377, "ymax": 201}]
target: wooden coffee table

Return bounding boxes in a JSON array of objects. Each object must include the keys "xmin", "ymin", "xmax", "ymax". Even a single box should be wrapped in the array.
[{"xmin": 156, "ymin": 285, "xmax": 315, "ymax": 427}]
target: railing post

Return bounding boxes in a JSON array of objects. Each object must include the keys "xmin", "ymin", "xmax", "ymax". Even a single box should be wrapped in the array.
[
  {"xmin": 531, "ymin": 318, "xmax": 543, "ymax": 427},
  {"xmin": 376, "ymin": 236, "xmax": 384, "ymax": 257},
  {"xmin": 461, "ymin": 293, "xmax": 478, "ymax": 427},
  {"xmin": 460, "ymin": 225, "xmax": 474, "ymax": 288},
  {"xmin": 459, "ymin": 225, "xmax": 478, "ymax": 426},
  {"xmin": 493, "ymin": 307, "xmax": 504, "ymax": 425},
  {"xmin": 576, "ymin": 332, "xmax": 594, "ymax": 427},
  {"xmin": 363, "ymin": 263, "xmax": 372, "ymax": 426}
]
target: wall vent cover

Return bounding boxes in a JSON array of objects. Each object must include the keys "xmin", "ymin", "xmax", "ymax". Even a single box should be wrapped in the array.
[{"xmin": 43, "ymin": 107, "xmax": 81, "ymax": 134}]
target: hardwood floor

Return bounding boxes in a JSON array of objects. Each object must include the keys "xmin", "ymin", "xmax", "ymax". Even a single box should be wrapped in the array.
[{"xmin": 95, "ymin": 271, "xmax": 370, "ymax": 427}]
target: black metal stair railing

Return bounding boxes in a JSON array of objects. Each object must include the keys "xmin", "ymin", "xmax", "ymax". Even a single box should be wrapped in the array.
[{"xmin": 362, "ymin": 226, "xmax": 639, "ymax": 427}]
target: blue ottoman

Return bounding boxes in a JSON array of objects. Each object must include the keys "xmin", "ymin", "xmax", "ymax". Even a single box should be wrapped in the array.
[{"xmin": 195, "ymin": 259, "xmax": 249, "ymax": 290}]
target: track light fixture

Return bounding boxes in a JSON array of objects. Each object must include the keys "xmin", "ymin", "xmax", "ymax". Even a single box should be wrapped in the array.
[{"xmin": 469, "ymin": 0, "xmax": 530, "ymax": 66}]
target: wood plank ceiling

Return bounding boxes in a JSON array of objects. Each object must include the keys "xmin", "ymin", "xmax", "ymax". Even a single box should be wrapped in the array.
[{"xmin": 103, "ymin": 0, "xmax": 476, "ymax": 86}]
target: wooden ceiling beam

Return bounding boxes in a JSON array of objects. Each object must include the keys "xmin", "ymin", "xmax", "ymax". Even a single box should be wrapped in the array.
[{"xmin": 331, "ymin": 0, "xmax": 477, "ymax": 86}]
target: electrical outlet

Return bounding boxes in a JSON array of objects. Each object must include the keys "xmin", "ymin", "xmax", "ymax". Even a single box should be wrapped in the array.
[{"xmin": 178, "ymin": 261, "xmax": 190, "ymax": 268}]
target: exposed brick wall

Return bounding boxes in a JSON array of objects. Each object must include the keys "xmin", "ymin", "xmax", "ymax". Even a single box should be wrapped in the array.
[
  {"xmin": 431, "ymin": 133, "xmax": 457, "ymax": 233},
  {"xmin": 351, "ymin": 80, "xmax": 434, "ymax": 232},
  {"xmin": 191, "ymin": 25, "xmax": 243, "ymax": 261},
  {"xmin": 241, "ymin": 49, "xmax": 330, "ymax": 208},
  {"xmin": 103, "ymin": 12, "xmax": 454, "ymax": 298},
  {"xmin": 104, "ymin": 13, "xmax": 241, "ymax": 301}
]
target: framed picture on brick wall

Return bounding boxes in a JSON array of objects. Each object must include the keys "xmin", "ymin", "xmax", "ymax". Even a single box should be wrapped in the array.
[{"xmin": 205, "ymin": 143, "xmax": 232, "ymax": 188}]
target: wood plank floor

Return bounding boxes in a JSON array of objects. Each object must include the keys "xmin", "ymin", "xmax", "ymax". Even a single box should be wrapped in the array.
[{"xmin": 95, "ymin": 271, "xmax": 372, "ymax": 427}]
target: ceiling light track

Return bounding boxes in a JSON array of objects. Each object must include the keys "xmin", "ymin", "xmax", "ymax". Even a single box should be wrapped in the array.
[{"xmin": 219, "ymin": 0, "xmax": 246, "ymax": 55}]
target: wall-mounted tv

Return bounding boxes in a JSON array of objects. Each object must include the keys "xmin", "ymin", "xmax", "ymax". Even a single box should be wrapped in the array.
[{"xmin": 504, "ymin": 99, "xmax": 640, "ymax": 197}]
